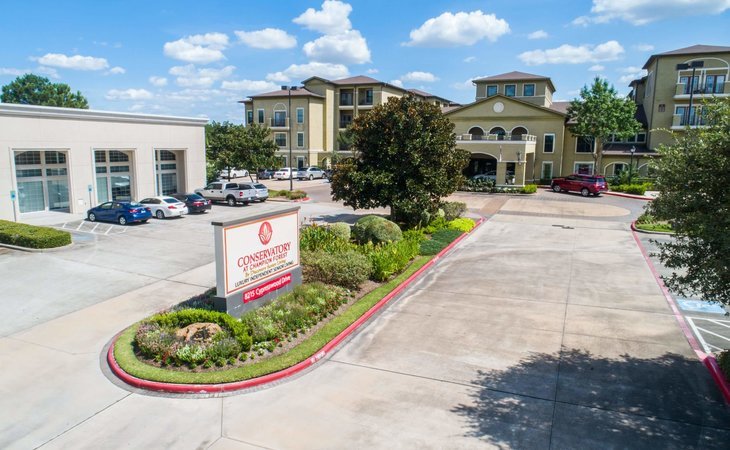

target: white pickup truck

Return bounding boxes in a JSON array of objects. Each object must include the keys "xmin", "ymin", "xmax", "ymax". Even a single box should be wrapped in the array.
[{"xmin": 195, "ymin": 181, "xmax": 256, "ymax": 206}]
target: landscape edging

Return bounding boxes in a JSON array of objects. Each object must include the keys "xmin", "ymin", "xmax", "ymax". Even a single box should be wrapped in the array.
[{"xmin": 108, "ymin": 217, "xmax": 485, "ymax": 394}]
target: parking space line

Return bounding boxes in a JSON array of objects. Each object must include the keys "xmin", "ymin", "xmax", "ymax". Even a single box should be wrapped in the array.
[{"xmin": 687, "ymin": 317, "xmax": 730, "ymax": 354}]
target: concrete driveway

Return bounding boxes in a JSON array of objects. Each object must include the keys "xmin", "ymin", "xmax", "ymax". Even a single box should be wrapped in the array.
[{"xmin": 1, "ymin": 192, "xmax": 728, "ymax": 449}]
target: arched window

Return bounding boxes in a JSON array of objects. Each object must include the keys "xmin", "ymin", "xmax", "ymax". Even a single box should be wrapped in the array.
[
  {"xmin": 511, "ymin": 126, "xmax": 528, "ymax": 140},
  {"xmin": 468, "ymin": 126, "xmax": 485, "ymax": 140},
  {"xmin": 490, "ymin": 127, "xmax": 506, "ymax": 140},
  {"xmin": 158, "ymin": 150, "xmax": 176, "ymax": 161},
  {"xmin": 273, "ymin": 103, "xmax": 287, "ymax": 127}
]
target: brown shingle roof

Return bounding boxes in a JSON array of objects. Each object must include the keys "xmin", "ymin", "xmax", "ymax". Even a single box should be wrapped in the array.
[
  {"xmin": 549, "ymin": 101, "xmax": 570, "ymax": 115},
  {"xmin": 246, "ymin": 87, "xmax": 324, "ymax": 99},
  {"xmin": 643, "ymin": 44, "xmax": 730, "ymax": 69},
  {"xmin": 330, "ymin": 75, "xmax": 381, "ymax": 85},
  {"xmin": 472, "ymin": 71, "xmax": 556, "ymax": 92}
]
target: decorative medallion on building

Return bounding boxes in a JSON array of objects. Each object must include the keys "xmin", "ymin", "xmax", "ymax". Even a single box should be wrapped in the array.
[{"xmin": 493, "ymin": 102, "xmax": 505, "ymax": 113}]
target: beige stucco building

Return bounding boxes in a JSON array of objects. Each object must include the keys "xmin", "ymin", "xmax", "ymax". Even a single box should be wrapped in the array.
[
  {"xmin": 241, "ymin": 75, "xmax": 452, "ymax": 168},
  {"xmin": 0, "ymin": 104, "xmax": 207, "ymax": 221}
]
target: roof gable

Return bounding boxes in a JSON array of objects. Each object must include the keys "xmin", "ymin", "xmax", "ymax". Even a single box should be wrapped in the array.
[
  {"xmin": 643, "ymin": 44, "xmax": 730, "ymax": 69},
  {"xmin": 445, "ymin": 94, "xmax": 567, "ymax": 119}
]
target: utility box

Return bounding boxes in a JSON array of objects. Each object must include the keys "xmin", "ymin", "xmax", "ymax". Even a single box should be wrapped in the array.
[{"xmin": 212, "ymin": 204, "xmax": 301, "ymax": 317}]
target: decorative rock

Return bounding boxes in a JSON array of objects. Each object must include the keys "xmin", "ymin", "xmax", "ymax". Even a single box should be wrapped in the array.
[{"xmin": 175, "ymin": 322, "xmax": 222, "ymax": 343}]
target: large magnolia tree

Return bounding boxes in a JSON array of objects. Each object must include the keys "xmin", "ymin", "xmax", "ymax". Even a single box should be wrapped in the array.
[
  {"xmin": 205, "ymin": 122, "xmax": 277, "ymax": 181},
  {"xmin": 649, "ymin": 98, "xmax": 730, "ymax": 305},
  {"xmin": 330, "ymin": 96, "xmax": 470, "ymax": 225},
  {"xmin": 568, "ymin": 77, "xmax": 641, "ymax": 171}
]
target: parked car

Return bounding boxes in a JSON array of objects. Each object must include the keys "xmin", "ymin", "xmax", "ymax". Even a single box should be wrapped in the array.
[
  {"xmin": 219, "ymin": 168, "xmax": 249, "ymax": 179},
  {"xmin": 257, "ymin": 168, "xmax": 275, "ymax": 180},
  {"xmin": 297, "ymin": 166, "xmax": 325, "ymax": 180},
  {"xmin": 551, "ymin": 174, "xmax": 608, "ymax": 197},
  {"xmin": 238, "ymin": 182, "xmax": 268, "ymax": 202},
  {"xmin": 171, "ymin": 193, "xmax": 212, "ymax": 213},
  {"xmin": 140, "ymin": 196, "xmax": 189, "ymax": 219},
  {"xmin": 471, "ymin": 170, "xmax": 514, "ymax": 183},
  {"xmin": 323, "ymin": 169, "xmax": 333, "ymax": 180},
  {"xmin": 195, "ymin": 181, "xmax": 256, "ymax": 206},
  {"xmin": 87, "ymin": 201, "xmax": 152, "ymax": 225},
  {"xmin": 274, "ymin": 167, "xmax": 295, "ymax": 180}
]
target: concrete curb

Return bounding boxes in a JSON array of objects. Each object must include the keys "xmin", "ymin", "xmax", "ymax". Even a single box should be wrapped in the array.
[
  {"xmin": 629, "ymin": 220, "xmax": 674, "ymax": 236},
  {"xmin": 107, "ymin": 217, "xmax": 486, "ymax": 394},
  {"xmin": 631, "ymin": 226, "xmax": 730, "ymax": 404},
  {"xmin": 605, "ymin": 191, "xmax": 653, "ymax": 201},
  {"xmin": 0, "ymin": 241, "xmax": 74, "ymax": 253}
]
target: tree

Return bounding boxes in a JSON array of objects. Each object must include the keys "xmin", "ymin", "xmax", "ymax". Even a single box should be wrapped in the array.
[
  {"xmin": 649, "ymin": 97, "xmax": 730, "ymax": 306},
  {"xmin": 1, "ymin": 74, "xmax": 89, "ymax": 108},
  {"xmin": 330, "ymin": 96, "xmax": 470, "ymax": 225},
  {"xmin": 205, "ymin": 122, "xmax": 277, "ymax": 181},
  {"xmin": 567, "ymin": 77, "xmax": 641, "ymax": 172}
]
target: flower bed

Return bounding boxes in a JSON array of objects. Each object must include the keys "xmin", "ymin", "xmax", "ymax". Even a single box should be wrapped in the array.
[{"xmin": 635, "ymin": 212, "xmax": 673, "ymax": 233}]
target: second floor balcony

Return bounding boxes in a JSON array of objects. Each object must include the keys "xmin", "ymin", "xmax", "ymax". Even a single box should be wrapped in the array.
[
  {"xmin": 672, "ymin": 113, "xmax": 708, "ymax": 129},
  {"xmin": 457, "ymin": 133, "xmax": 537, "ymax": 142},
  {"xmin": 269, "ymin": 117, "xmax": 289, "ymax": 129},
  {"xmin": 675, "ymin": 81, "xmax": 728, "ymax": 97}
]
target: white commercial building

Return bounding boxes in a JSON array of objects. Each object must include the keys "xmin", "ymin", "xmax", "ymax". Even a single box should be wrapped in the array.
[{"xmin": 0, "ymin": 104, "xmax": 207, "ymax": 221}]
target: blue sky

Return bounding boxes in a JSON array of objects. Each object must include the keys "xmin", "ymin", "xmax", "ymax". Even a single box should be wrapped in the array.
[{"xmin": 1, "ymin": 0, "xmax": 728, "ymax": 122}]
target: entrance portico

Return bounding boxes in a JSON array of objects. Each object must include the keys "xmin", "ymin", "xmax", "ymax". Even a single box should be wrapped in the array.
[{"xmin": 458, "ymin": 134, "xmax": 536, "ymax": 185}]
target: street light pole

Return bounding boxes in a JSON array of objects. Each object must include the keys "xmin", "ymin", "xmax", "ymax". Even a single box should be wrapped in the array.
[
  {"xmin": 629, "ymin": 146, "xmax": 636, "ymax": 184},
  {"xmin": 676, "ymin": 61, "xmax": 704, "ymax": 126}
]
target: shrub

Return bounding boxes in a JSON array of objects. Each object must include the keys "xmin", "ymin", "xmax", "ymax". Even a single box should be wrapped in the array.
[
  {"xmin": 0, "ymin": 220, "xmax": 71, "ymax": 249},
  {"xmin": 441, "ymin": 202, "xmax": 466, "ymax": 221},
  {"xmin": 366, "ymin": 238, "xmax": 420, "ymax": 281},
  {"xmin": 447, "ymin": 218, "xmax": 475, "ymax": 233},
  {"xmin": 424, "ymin": 216, "xmax": 448, "ymax": 234},
  {"xmin": 352, "ymin": 216, "xmax": 402, "ymax": 244},
  {"xmin": 328, "ymin": 222, "xmax": 351, "ymax": 241},
  {"xmin": 301, "ymin": 250, "xmax": 371, "ymax": 289},
  {"xmin": 718, "ymin": 350, "xmax": 730, "ymax": 382},
  {"xmin": 206, "ymin": 336, "xmax": 242, "ymax": 362},
  {"xmin": 402, "ymin": 228, "xmax": 426, "ymax": 245},
  {"xmin": 521, "ymin": 184, "xmax": 538, "ymax": 194},
  {"xmin": 300, "ymin": 223, "xmax": 352, "ymax": 253},
  {"xmin": 611, "ymin": 184, "xmax": 647, "ymax": 195},
  {"xmin": 147, "ymin": 309, "xmax": 252, "ymax": 351},
  {"xmin": 269, "ymin": 189, "xmax": 307, "ymax": 200},
  {"xmin": 420, "ymin": 228, "xmax": 463, "ymax": 255}
]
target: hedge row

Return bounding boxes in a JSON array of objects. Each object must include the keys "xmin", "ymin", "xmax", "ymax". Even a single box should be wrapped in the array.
[{"xmin": 0, "ymin": 220, "xmax": 71, "ymax": 249}]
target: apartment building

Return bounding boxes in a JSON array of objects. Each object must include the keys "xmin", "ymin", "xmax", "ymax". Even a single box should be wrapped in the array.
[
  {"xmin": 242, "ymin": 75, "xmax": 454, "ymax": 168},
  {"xmin": 629, "ymin": 44, "xmax": 730, "ymax": 150}
]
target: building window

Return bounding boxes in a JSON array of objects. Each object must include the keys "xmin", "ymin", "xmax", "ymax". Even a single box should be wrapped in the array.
[
  {"xmin": 158, "ymin": 150, "xmax": 176, "ymax": 161},
  {"xmin": 109, "ymin": 150, "xmax": 129, "ymax": 162},
  {"xmin": 543, "ymin": 134, "xmax": 555, "ymax": 153},
  {"xmin": 46, "ymin": 168, "xmax": 68, "ymax": 176},
  {"xmin": 297, "ymin": 132, "xmax": 304, "ymax": 148},
  {"xmin": 340, "ymin": 90, "xmax": 353, "ymax": 106},
  {"xmin": 486, "ymin": 85, "xmax": 498, "ymax": 97},
  {"xmin": 339, "ymin": 113, "xmax": 352, "ymax": 129},
  {"xmin": 358, "ymin": 89, "xmax": 373, "ymax": 105},
  {"xmin": 541, "ymin": 162, "xmax": 553, "ymax": 180},
  {"xmin": 15, "ymin": 151, "xmax": 41, "ymax": 165},
  {"xmin": 576, "ymin": 136, "xmax": 594, "ymax": 153},
  {"xmin": 296, "ymin": 107, "xmax": 304, "ymax": 124},
  {"xmin": 258, "ymin": 109, "xmax": 264, "ymax": 124},
  {"xmin": 637, "ymin": 132, "xmax": 646, "ymax": 142},
  {"xmin": 705, "ymin": 75, "xmax": 725, "ymax": 94},
  {"xmin": 612, "ymin": 163, "xmax": 628, "ymax": 176},
  {"xmin": 275, "ymin": 133, "xmax": 287, "ymax": 147},
  {"xmin": 44, "ymin": 151, "xmax": 66, "ymax": 164},
  {"xmin": 273, "ymin": 111, "xmax": 286, "ymax": 127},
  {"xmin": 658, "ymin": 104, "xmax": 665, "ymax": 113},
  {"xmin": 574, "ymin": 162, "xmax": 594, "ymax": 174},
  {"xmin": 247, "ymin": 110, "xmax": 253, "ymax": 125},
  {"xmin": 505, "ymin": 85, "xmax": 516, "ymax": 97},
  {"xmin": 523, "ymin": 84, "xmax": 535, "ymax": 96}
]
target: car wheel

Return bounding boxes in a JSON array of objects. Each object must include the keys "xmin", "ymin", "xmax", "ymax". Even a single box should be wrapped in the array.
[
  {"xmin": 581, "ymin": 188, "xmax": 590, "ymax": 197},
  {"xmin": 552, "ymin": 184, "xmax": 561, "ymax": 193},
  {"xmin": 227, "ymin": 196, "xmax": 237, "ymax": 207},
  {"xmin": 156, "ymin": 210, "xmax": 165, "ymax": 219},
  {"xmin": 88, "ymin": 213, "xmax": 96, "ymax": 222},
  {"xmin": 309, "ymin": 174, "xmax": 314, "ymax": 181},
  {"xmin": 118, "ymin": 215, "xmax": 128, "ymax": 225}
]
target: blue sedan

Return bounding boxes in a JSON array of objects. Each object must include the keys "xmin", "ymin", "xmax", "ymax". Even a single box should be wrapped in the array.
[{"xmin": 87, "ymin": 201, "xmax": 152, "ymax": 225}]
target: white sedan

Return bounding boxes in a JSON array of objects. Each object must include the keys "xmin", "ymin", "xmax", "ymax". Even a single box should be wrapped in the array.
[
  {"xmin": 274, "ymin": 167, "xmax": 295, "ymax": 180},
  {"xmin": 219, "ymin": 168, "xmax": 249, "ymax": 179},
  {"xmin": 140, "ymin": 196, "xmax": 189, "ymax": 219}
]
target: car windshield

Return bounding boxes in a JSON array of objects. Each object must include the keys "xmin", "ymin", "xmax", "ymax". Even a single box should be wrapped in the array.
[
  {"xmin": 127, "ymin": 202, "xmax": 144, "ymax": 208},
  {"xmin": 278, "ymin": 168, "xmax": 288, "ymax": 171},
  {"xmin": 163, "ymin": 198, "xmax": 179, "ymax": 204},
  {"xmin": 254, "ymin": 184, "xmax": 266, "ymax": 189},
  {"xmin": 187, "ymin": 194, "xmax": 204, "ymax": 200}
]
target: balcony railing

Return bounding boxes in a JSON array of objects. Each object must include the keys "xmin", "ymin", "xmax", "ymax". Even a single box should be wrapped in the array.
[
  {"xmin": 675, "ymin": 83, "xmax": 728, "ymax": 96},
  {"xmin": 672, "ymin": 114, "xmax": 708, "ymax": 128},
  {"xmin": 269, "ymin": 117, "xmax": 289, "ymax": 128},
  {"xmin": 457, "ymin": 133, "xmax": 537, "ymax": 142},
  {"xmin": 339, "ymin": 121, "xmax": 352, "ymax": 129}
]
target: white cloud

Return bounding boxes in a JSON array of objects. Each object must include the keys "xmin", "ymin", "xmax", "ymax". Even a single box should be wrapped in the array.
[
  {"xmin": 221, "ymin": 79, "xmax": 279, "ymax": 92},
  {"xmin": 618, "ymin": 66, "xmax": 647, "ymax": 84},
  {"xmin": 149, "ymin": 76, "xmax": 168, "ymax": 87},
  {"xmin": 400, "ymin": 71, "xmax": 439, "ymax": 83},
  {"xmin": 265, "ymin": 62, "xmax": 349, "ymax": 83},
  {"xmin": 235, "ymin": 28, "xmax": 297, "ymax": 49},
  {"xmin": 37, "ymin": 53, "xmax": 109, "ymax": 70},
  {"xmin": 518, "ymin": 40, "xmax": 624, "ymax": 65},
  {"xmin": 634, "ymin": 43, "xmax": 654, "ymax": 52},
  {"xmin": 366, "ymin": 68, "xmax": 379, "ymax": 74},
  {"xmin": 576, "ymin": 0, "xmax": 730, "ymax": 26},
  {"xmin": 36, "ymin": 67, "xmax": 61, "ymax": 79},
  {"xmin": 405, "ymin": 11, "xmax": 510, "ymax": 47},
  {"xmin": 588, "ymin": 64, "xmax": 605, "ymax": 71},
  {"xmin": 303, "ymin": 29, "xmax": 371, "ymax": 64},
  {"xmin": 169, "ymin": 64, "xmax": 235, "ymax": 88},
  {"xmin": 105, "ymin": 88, "xmax": 153, "ymax": 100},
  {"xmin": 463, "ymin": 56, "xmax": 476, "ymax": 63},
  {"xmin": 0, "ymin": 68, "xmax": 28, "ymax": 76},
  {"xmin": 165, "ymin": 88, "xmax": 224, "ymax": 102},
  {"xmin": 293, "ymin": 0, "xmax": 352, "ymax": 34},
  {"xmin": 528, "ymin": 30, "xmax": 549, "ymax": 40},
  {"xmin": 451, "ymin": 76, "xmax": 486, "ymax": 90},
  {"xmin": 163, "ymin": 32, "xmax": 229, "ymax": 64},
  {"xmin": 107, "ymin": 66, "xmax": 125, "ymax": 75},
  {"xmin": 128, "ymin": 104, "xmax": 146, "ymax": 112},
  {"xmin": 390, "ymin": 79, "xmax": 404, "ymax": 88}
]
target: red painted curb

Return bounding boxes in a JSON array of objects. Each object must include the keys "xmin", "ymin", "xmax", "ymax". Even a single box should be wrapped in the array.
[
  {"xmin": 631, "ymin": 225, "xmax": 730, "ymax": 404},
  {"xmin": 108, "ymin": 217, "xmax": 486, "ymax": 394},
  {"xmin": 605, "ymin": 191, "xmax": 653, "ymax": 201}
]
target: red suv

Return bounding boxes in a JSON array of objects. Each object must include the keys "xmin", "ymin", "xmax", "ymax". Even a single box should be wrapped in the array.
[{"xmin": 551, "ymin": 174, "xmax": 608, "ymax": 197}]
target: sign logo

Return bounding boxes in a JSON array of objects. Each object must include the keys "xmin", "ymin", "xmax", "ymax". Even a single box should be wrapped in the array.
[{"xmin": 258, "ymin": 221, "xmax": 273, "ymax": 245}]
